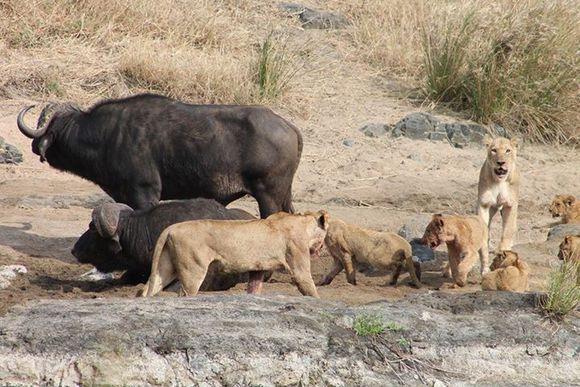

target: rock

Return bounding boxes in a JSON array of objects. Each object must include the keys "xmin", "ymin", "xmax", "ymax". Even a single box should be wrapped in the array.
[
  {"xmin": 410, "ymin": 238, "xmax": 435, "ymax": 262},
  {"xmin": 342, "ymin": 138, "xmax": 355, "ymax": 147},
  {"xmin": 432, "ymin": 379, "xmax": 447, "ymax": 387},
  {"xmin": 359, "ymin": 123, "xmax": 390, "ymax": 138},
  {"xmin": 391, "ymin": 126, "xmax": 403, "ymax": 138},
  {"xmin": 394, "ymin": 112, "xmax": 439, "ymax": 140},
  {"xmin": 427, "ymin": 132, "xmax": 448, "ymax": 142},
  {"xmin": 547, "ymin": 224, "xmax": 580, "ymax": 242},
  {"xmin": 0, "ymin": 265, "xmax": 27, "ymax": 290},
  {"xmin": 278, "ymin": 3, "xmax": 349, "ymax": 29},
  {"xmin": 407, "ymin": 153, "xmax": 422, "ymax": 162},
  {"xmin": 0, "ymin": 137, "xmax": 23, "ymax": 164},
  {"xmin": 79, "ymin": 268, "xmax": 116, "ymax": 282},
  {"xmin": 398, "ymin": 214, "xmax": 433, "ymax": 241},
  {"xmin": 0, "ymin": 293, "xmax": 577, "ymax": 385}
]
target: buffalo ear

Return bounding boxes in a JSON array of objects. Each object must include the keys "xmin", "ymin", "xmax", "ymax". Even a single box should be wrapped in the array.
[
  {"xmin": 92, "ymin": 203, "xmax": 133, "ymax": 238},
  {"xmin": 37, "ymin": 134, "xmax": 54, "ymax": 162}
]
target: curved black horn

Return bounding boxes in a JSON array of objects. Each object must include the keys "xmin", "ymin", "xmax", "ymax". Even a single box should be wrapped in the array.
[
  {"xmin": 16, "ymin": 105, "xmax": 40, "ymax": 139},
  {"xmin": 92, "ymin": 203, "xmax": 133, "ymax": 238}
]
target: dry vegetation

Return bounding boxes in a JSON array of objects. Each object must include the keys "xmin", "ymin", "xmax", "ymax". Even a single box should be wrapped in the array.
[{"xmin": 0, "ymin": 0, "xmax": 578, "ymax": 142}]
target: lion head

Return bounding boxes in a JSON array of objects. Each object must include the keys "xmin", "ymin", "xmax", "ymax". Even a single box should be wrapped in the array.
[
  {"xmin": 549, "ymin": 195, "xmax": 576, "ymax": 218},
  {"xmin": 490, "ymin": 250, "xmax": 520, "ymax": 270},
  {"xmin": 421, "ymin": 214, "xmax": 447, "ymax": 249},
  {"xmin": 558, "ymin": 235, "xmax": 580, "ymax": 261},
  {"xmin": 484, "ymin": 137, "xmax": 518, "ymax": 181}
]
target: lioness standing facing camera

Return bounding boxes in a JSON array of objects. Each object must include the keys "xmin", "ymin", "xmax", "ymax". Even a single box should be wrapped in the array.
[
  {"xmin": 139, "ymin": 211, "xmax": 328, "ymax": 298},
  {"xmin": 477, "ymin": 137, "xmax": 520, "ymax": 251}
]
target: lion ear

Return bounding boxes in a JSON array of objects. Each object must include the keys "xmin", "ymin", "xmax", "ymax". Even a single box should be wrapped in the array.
[
  {"xmin": 564, "ymin": 196, "xmax": 576, "ymax": 206},
  {"xmin": 316, "ymin": 210, "xmax": 329, "ymax": 230},
  {"xmin": 483, "ymin": 135, "xmax": 493, "ymax": 148},
  {"xmin": 432, "ymin": 214, "xmax": 444, "ymax": 227},
  {"xmin": 510, "ymin": 137, "xmax": 520, "ymax": 148}
]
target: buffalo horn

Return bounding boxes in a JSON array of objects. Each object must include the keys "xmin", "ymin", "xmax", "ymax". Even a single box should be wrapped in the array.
[
  {"xmin": 16, "ymin": 105, "xmax": 41, "ymax": 139},
  {"xmin": 92, "ymin": 203, "xmax": 133, "ymax": 238}
]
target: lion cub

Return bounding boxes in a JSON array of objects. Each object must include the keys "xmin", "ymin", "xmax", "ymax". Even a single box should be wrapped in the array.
[
  {"xmin": 549, "ymin": 195, "xmax": 580, "ymax": 224},
  {"xmin": 558, "ymin": 235, "xmax": 580, "ymax": 262},
  {"xmin": 318, "ymin": 215, "xmax": 421, "ymax": 288},
  {"xmin": 422, "ymin": 214, "xmax": 489, "ymax": 287},
  {"xmin": 140, "ymin": 211, "xmax": 328, "ymax": 298},
  {"xmin": 481, "ymin": 250, "xmax": 529, "ymax": 292},
  {"xmin": 477, "ymin": 137, "xmax": 520, "ymax": 251}
]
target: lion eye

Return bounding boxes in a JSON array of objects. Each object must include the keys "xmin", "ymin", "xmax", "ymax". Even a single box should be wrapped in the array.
[
  {"xmin": 491, "ymin": 148, "xmax": 497, "ymax": 153},
  {"xmin": 506, "ymin": 149, "xmax": 511, "ymax": 153}
]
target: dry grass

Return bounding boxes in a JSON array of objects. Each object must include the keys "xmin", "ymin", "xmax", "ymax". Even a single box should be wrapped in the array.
[
  {"xmin": 0, "ymin": 0, "xmax": 305, "ymax": 107},
  {"xmin": 0, "ymin": 0, "xmax": 577, "ymax": 142},
  {"xmin": 335, "ymin": 0, "xmax": 579, "ymax": 143}
]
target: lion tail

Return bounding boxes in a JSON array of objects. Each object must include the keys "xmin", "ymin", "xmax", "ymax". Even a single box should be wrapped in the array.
[{"xmin": 141, "ymin": 228, "xmax": 171, "ymax": 297}]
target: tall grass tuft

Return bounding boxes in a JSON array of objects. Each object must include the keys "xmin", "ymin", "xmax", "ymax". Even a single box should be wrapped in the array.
[
  {"xmin": 256, "ymin": 33, "xmax": 301, "ymax": 103},
  {"xmin": 420, "ymin": 2, "xmax": 579, "ymax": 143},
  {"xmin": 539, "ymin": 260, "xmax": 580, "ymax": 319}
]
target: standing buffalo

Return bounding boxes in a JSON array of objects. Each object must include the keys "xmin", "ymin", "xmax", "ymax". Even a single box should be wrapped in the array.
[
  {"xmin": 71, "ymin": 199, "xmax": 256, "ymax": 288},
  {"xmin": 17, "ymin": 94, "xmax": 302, "ymax": 216}
]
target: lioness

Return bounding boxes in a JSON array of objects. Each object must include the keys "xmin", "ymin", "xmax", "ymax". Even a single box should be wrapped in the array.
[
  {"xmin": 317, "ymin": 215, "xmax": 421, "ymax": 288},
  {"xmin": 481, "ymin": 250, "xmax": 529, "ymax": 292},
  {"xmin": 558, "ymin": 235, "xmax": 580, "ymax": 262},
  {"xmin": 139, "ymin": 211, "xmax": 328, "ymax": 298},
  {"xmin": 422, "ymin": 214, "xmax": 489, "ymax": 287},
  {"xmin": 477, "ymin": 137, "xmax": 520, "ymax": 251},
  {"xmin": 549, "ymin": 195, "xmax": 580, "ymax": 224}
]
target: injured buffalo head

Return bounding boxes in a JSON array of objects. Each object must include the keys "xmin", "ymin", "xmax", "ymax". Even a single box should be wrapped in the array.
[
  {"xmin": 17, "ymin": 102, "xmax": 80, "ymax": 163},
  {"xmin": 71, "ymin": 203, "xmax": 133, "ymax": 273}
]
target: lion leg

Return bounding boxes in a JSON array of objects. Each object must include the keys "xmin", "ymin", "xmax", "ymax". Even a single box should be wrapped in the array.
[
  {"xmin": 177, "ymin": 263, "xmax": 209, "ymax": 297},
  {"xmin": 479, "ymin": 241, "xmax": 490, "ymax": 275},
  {"xmin": 286, "ymin": 248, "xmax": 319, "ymax": 298},
  {"xmin": 455, "ymin": 251, "xmax": 478, "ymax": 287},
  {"xmin": 343, "ymin": 254, "xmax": 357, "ymax": 285},
  {"xmin": 499, "ymin": 204, "xmax": 517, "ymax": 251},
  {"xmin": 389, "ymin": 263, "xmax": 403, "ymax": 286},
  {"xmin": 318, "ymin": 257, "xmax": 343, "ymax": 286}
]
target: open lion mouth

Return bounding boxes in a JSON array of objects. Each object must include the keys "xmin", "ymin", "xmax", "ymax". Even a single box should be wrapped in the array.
[{"xmin": 494, "ymin": 167, "xmax": 508, "ymax": 177}]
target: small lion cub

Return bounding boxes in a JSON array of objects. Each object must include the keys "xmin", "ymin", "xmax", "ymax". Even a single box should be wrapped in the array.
[
  {"xmin": 318, "ymin": 215, "xmax": 421, "ymax": 288},
  {"xmin": 481, "ymin": 250, "xmax": 529, "ymax": 292},
  {"xmin": 558, "ymin": 235, "xmax": 580, "ymax": 262},
  {"xmin": 549, "ymin": 195, "xmax": 580, "ymax": 224},
  {"xmin": 422, "ymin": 214, "xmax": 489, "ymax": 288}
]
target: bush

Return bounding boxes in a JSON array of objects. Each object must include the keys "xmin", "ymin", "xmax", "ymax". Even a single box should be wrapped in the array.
[
  {"xmin": 421, "ymin": 2, "xmax": 579, "ymax": 143},
  {"xmin": 539, "ymin": 260, "xmax": 580, "ymax": 319},
  {"xmin": 353, "ymin": 314, "xmax": 385, "ymax": 336}
]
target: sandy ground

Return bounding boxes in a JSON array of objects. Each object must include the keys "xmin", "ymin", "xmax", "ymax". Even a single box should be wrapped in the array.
[{"xmin": 0, "ymin": 58, "xmax": 579, "ymax": 316}]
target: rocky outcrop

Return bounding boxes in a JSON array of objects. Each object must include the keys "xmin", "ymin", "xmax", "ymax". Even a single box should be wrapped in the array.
[
  {"xmin": 0, "ymin": 293, "xmax": 577, "ymax": 385},
  {"xmin": 279, "ymin": 3, "xmax": 349, "ymax": 29},
  {"xmin": 0, "ymin": 136, "xmax": 23, "ymax": 164}
]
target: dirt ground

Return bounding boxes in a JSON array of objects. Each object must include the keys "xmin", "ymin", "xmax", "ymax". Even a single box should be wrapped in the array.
[{"xmin": 1, "ymin": 68, "xmax": 579, "ymax": 316}]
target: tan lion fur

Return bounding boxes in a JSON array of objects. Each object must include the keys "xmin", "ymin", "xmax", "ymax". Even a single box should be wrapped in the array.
[
  {"xmin": 549, "ymin": 195, "xmax": 580, "ymax": 224},
  {"xmin": 477, "ymin": 137, "xmax": 520, "ymax": 251},
  {"xmin": 139, "ymin": 211, "xmax": 328, "ymax": 298},
  {"xmin": 558, "ymin": 235, "xmax": 580, "ymax": 262},
  {"xmin": 317, "ymin": 215, "xmax": 421, "ymax": 288},
  {"xmin": 422, "ymin": 214, "xmax": 489, "ymax": 288},
  {"xmin": 481, "ymin": 250, "xmax": 529, "ymax": 292}
]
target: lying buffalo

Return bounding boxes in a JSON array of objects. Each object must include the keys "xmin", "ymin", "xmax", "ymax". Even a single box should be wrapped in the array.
[
  {"xmin": 17, "ymin": 94, "xmax": 302, "ymax": 216},
  {"xmin": 71, "ymin": 199, "xmax": 256, "ymax": 289}
]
